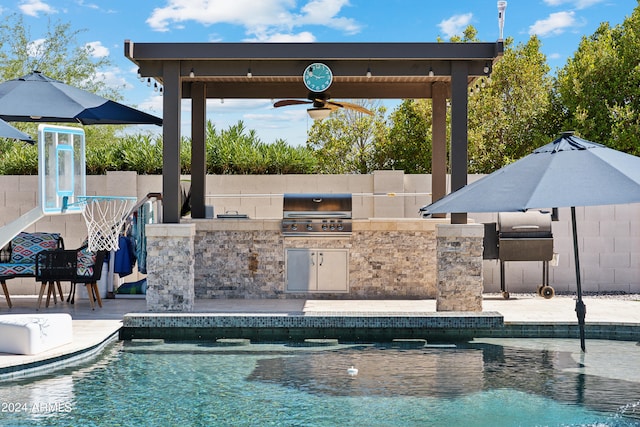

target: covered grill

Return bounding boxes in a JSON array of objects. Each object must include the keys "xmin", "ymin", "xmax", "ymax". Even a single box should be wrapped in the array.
[
  {"xmin": 281, "ymin": 193, "xmax": 352, "ymax": 235},
  {"xmin": 484, "ymin": 210, "xmax": 555, "ymax": 299}
]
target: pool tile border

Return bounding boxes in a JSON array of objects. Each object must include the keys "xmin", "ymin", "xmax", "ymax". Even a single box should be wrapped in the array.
[{"xmin": 121, "ymin": 312, "xmax": 504, "ymax": 341}]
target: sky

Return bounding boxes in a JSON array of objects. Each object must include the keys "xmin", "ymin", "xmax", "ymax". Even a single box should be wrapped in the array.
[{"xmin": 2, "ymin": 0, "xmax": 637, "ymax": 145}]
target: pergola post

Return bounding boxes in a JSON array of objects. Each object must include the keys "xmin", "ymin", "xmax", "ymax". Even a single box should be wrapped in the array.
[
  {"xmin": 162, "ymin": 61, "xmax": 182, "ymax": 224},
  {"xmin": 190, "ymin": 82, "xmax": 207, "ymax": 218},
  {"xmin": 450, "ymin": 61, "xmax": 469, "ymax": 225},
  {"xmin": 431, "ymin": 81, "xmax": 448, "ymax": 218}
]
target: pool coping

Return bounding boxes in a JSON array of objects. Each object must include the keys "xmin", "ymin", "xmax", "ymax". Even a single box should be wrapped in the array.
[{"xmin": 0, "ymin": 330, "xmax": 119, "ymax": 381}]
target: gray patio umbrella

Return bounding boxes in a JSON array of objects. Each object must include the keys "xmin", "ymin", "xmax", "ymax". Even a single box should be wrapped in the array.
[
  {"xmin": 420, "ymin": 132, "xmax": 640, "ymax": 352},
  {"xmin": 0, "ymin": 71, "xmax": 162, "ymax": 126},
  {"xmin": 0, "ymin": 118, "xmax": 33, "ymax": 142}
]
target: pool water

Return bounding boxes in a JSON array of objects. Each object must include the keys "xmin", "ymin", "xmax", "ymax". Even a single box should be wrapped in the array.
[{"xmin": 1, "ymin": 338, "xmax": 640, "ymax": 426}]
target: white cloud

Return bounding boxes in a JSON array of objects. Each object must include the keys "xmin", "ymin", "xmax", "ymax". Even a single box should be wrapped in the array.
[
  {"xmin": 146, "ymin": 0, "xmax": 360, "ymax": 40},
  {"xmin": 438, "ymin": 13, "xmax": 473, "ymax": 40},
  {"xmin": 76, "ymin": 0, "xmax": 99, "ymax": 9},
  {"xmin": 297, "ymin": 0, "xmax": 360, "ymax": 34},
  {"xmin": 138, "ymin": 94, "xmax": 164, "ymax": 115},
  {"xmin": 97, "ymin": 68, "xmax": 132, "ymax": 91},
  {"xmin": 86, "ymin": 41, "xmax": 110, "ymax": 58},
  {"xmin": 205, "ymin": 99, "xmax": 273, "ymax": 113},
  {"xmin": 244, "ymin": 31, "xmax": 316, "ymax": 43},
  {"xmin": 529, "ymin": 11, "xmax": 576, "ymax": 37},
  {"xmin": 19, "ymin": 0, "xmax": 56, "ymax": 17},
  {"xmin": 543, "ymin": 0, "xmax": 604, "ymax": 9},
  {"xmin": 26, "ymin": 38, "xmax": 46, "ymax": 58},
  {"xmin": 246, "ymin": 108, "xmax": 308, "ymax": 123}
]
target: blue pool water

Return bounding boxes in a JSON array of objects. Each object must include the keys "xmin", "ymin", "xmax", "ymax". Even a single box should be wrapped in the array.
[{"xmin": 1, "ymin": 338, "xmax": 639, "ymax": 426}]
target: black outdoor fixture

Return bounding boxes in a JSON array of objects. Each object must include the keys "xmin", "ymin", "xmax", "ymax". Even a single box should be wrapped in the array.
[{"xmin": 483, "ymin": 210, "xmax": 554, "ymax": 300}]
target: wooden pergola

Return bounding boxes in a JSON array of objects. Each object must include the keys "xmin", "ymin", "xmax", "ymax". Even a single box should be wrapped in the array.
[{"xmin": 124, "ymin": 41, "xmax": 504, "ymax": 224}]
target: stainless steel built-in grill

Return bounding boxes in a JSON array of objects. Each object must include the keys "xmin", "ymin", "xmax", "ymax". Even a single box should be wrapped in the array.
[
  {"xmin": 484, "ymin": 210, "xmax": 555, "ymax": 299},
  {"xmin": 281, "ymin": 193, "xmax": 352, "ymax": 235}
]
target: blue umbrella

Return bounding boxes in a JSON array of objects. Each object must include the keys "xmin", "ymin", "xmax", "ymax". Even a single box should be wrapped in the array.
[
  {"xmin": 421, "ymin": 132, "xmax": 640, "ymax": 351},
  {"xmin": 0, "ymin": 71, "xmax": 162, "ymax": 126},
  {"xmin": 0, "ymin": 117, "xmax": 33, "ymax": 142}
]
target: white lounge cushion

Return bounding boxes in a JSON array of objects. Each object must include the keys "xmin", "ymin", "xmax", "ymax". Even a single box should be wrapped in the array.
[{"xmin": 0, "ymin": 314, "xmax": 72, "ymax": 355}]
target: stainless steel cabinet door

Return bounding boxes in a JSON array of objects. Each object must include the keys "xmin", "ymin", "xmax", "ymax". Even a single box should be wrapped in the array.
[
  {"xmin": 285, "ymin": 248, "xmax": 348, "ymax": 292},
  {"xmin": 285, "ymin": 249, "xmax": 316, "ymax": 291},
  {"xmin": 316, "ymin": 249, "xmax": 348, "ymax": 292}
]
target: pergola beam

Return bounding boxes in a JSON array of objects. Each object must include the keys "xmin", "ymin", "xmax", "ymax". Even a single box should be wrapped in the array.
[{"xmin": 126, "ymin": 41, "xmax": 502, "ymax": 62}]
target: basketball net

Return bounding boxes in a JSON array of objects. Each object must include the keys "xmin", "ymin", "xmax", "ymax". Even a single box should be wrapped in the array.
[{"xmin": 79, "ymin": 196, "xmax": 137, "ymax": 252}]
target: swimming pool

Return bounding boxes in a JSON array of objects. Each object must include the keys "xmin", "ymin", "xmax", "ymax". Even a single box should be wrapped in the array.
[{"xmin": 1, "ymin": 338, "xmax": 639, "ymax": 426}]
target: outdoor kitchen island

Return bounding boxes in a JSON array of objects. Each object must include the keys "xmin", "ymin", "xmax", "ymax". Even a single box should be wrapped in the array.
[{"xmin": 189, "ymin": 217, "xmax": 449, "ymax": 300}]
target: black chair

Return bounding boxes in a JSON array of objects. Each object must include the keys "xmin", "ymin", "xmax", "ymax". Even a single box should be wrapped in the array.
[{"xmin": 36, "ymin": 248, "xmax": 107, "ymax": 310}]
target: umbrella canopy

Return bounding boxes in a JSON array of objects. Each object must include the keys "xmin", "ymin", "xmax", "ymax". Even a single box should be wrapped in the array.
[
  {"xmin": 420, "ymin": 132, "xmax": 640, "ymax": 352},
  {"xmin": 422, "ymin": 133, "xmax": 640, "ymax": 215},
  {"xmin": 0, "ymin": 71, "xmax": 162, "ymax": 126},
  {"xmin": 0, "ymin": 118, "xmax": 33, "ymax": 142}
]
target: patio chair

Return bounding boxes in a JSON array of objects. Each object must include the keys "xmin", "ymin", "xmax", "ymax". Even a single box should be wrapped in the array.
[{"xmin": 36, "ymin": 247, "xmax": 107, "ymax": 310}]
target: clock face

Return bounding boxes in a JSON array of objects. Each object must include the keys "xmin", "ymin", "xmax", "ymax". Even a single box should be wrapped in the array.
[{"xmin": 303, "ymin": 63, "xmax": 333, "ymax": 93}]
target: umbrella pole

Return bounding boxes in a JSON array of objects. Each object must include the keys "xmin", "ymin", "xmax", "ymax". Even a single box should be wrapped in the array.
[{"xmin": 571, "ymin": 206, "xmax": 587, "ymax": 352}]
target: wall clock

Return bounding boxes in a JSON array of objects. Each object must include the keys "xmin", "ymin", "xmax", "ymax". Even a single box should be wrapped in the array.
[{"xmin": 303, "ymin": 63, "xmax": 333, "ymax": 93}]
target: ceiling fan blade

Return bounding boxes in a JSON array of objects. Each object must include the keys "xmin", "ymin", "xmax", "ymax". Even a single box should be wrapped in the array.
[
  {"xmin": 274, "ymin": 100, "xmax": 312, "ymax": 108},
  {"xmin": 327, "ymin": 101, "xmax": 374, "ymax": 115}
]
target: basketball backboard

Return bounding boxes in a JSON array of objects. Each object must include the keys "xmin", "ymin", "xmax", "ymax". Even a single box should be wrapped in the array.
[{"xmin": 38, "ymin": 124, "xmax": 86, "ymax": 215}]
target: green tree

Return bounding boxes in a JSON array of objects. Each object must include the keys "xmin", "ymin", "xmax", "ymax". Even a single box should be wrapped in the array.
[
  {"xmin": 382, "ymin": 99, "xmax": 435, "ymax": 173},
  {"xmin": 382, "ymin": 32, "xmax": 554, "ymax": 174},
  {"xmin": 445, "ymin": 25, "xmax": 480, "ymax": 43},
  {"xmin": 468, "ymin": 36, "xmax": 555, "ymax": 172},
  {"xmin": 0, "ymin": 142, "xmax": 37, "ymax": 175},
  {"xmin": 0, "ymin": 14, "xmax": 125, "ymax": 152},
  {"xmin": 206, "ymin": 120, "xmax": 317, "ymax": 174},
  {"xmin": 306, "ymin": 100, "xmax": 387, "ymax": 174},
  {"xmin": 554, "ymin": 6, "xmax": 640, "ymax": 154},
  {"xmin": 0, "ymin": 14, "xmax": 114, "ymax": 97}
]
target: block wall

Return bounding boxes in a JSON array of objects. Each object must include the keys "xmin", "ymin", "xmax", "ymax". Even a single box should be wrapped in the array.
[{"xmin": 1, "ymin": 171, "xmax": 639, "ymax": 296}]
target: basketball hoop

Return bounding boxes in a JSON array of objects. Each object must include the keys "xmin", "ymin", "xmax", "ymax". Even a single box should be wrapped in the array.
[{"xmin": 77, "ymin": 196, "xmax": 137, "ymax": 251}]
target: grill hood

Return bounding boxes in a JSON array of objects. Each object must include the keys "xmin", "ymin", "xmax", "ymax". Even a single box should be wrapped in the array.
[{"xmin": 283, "ymin": 193, "xmax": 352, "ymax": 218}]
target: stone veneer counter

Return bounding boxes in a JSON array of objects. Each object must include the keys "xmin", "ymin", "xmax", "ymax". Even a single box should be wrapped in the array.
[{"xmin": 188, "ymin": 218, "xmax": 449, "ymax": 300}]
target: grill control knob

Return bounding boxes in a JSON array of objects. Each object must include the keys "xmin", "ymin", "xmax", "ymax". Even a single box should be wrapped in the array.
[
  {"xmin": 337, "ymin": 223, "xmax": 344, "ymax": 231},
  {"xmin": 322, "ymin": 224, "xmax": 328, "ymax": 231},
  {"xmin": 306, "ymin": 224, "xmax": 313, "ymax": 231},
  {"xmin": 291, "ymin": 224, "xmax": 297, "ymax": 231},
  {"xmin": 330, "ymin": 225, "xmax": 335, "ymax": 231}
]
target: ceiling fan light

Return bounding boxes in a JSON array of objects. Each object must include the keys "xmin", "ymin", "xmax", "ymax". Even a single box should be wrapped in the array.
[{"xmin": 307, "ymin": 107, "xmax": 331, "ymax": 120}]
